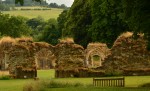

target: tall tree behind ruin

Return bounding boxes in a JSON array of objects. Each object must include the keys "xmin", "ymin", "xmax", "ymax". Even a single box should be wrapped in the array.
[
  {"xmin": 122, "ymin": 0, "xmax": 150, "ymax": 49},
  {"xmin": 63, "ymin": 0, "xmax": 92, "ymax": 48},
  {"xmin": 63, "ymin": 0, "xmax": 149, "ymax": 48}
]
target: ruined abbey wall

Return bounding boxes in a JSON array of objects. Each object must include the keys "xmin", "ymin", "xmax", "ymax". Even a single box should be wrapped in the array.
[
  {"xmin": 102, "ymin": 32, "xmax": 150, "ymax": 76},
  {"xmin": 0, "ymin": 32, "xmax": 150, "ymax": 78}
]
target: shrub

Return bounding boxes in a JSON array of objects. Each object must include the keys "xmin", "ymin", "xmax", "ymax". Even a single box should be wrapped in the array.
[
  {"xmin": 23, "ymin": 81, "xmax": 45, "ymax": 91},
  {"xmin": 23, "ymin": 80, "xmax": 84, "ymax": 91},
  {"xmin": 0, "ymin": 75, "xmax": 11, "ymax": 80},
  {"xmin": 46, "ymin": 80, "xmax": 84, "ymax": 88}
]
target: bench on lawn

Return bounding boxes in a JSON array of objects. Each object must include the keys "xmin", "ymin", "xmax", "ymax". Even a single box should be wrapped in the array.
[{"xmin": 93, "ymin": 77, "xmax": 125, "ymax": 87}]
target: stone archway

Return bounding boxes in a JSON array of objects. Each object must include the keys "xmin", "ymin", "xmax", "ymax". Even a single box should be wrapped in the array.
[
  {"xmin": 34, "ymin": 42, "xmax": 56, "ymax": 69},
  {"xmin": 86, "ymin": 49, "xmax": 105, "ymax": 67},
  {"xmin": 35, "ymin": 48, "xmax": 56, "ymax": 69},
  {"xmin": 85, "ymin": 43, "xmax": 110, "ymax": 68}
]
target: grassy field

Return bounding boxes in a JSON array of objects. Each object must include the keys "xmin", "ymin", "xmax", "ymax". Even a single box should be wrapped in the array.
[
  {"xmin": 0, "ymin": 70, "xmax": 150, "ymax": 91},
  {"xmin": 45, "ymin": 87, "xmax": 150, "ymax": 91},
  {"xmin": 0, "ymin": 70, "xmax": 54, "ymax": 91},
  {"xmin": 2, "ymin": 7, "xmax": 63, "ymax": 20}
]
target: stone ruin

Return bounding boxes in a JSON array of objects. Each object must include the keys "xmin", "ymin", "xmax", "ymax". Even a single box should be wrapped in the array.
[
  {"xmin": 0, "ymin": 37, "xmax": 36, "ymax": 78},
  {"xmin": 34, "ymin": 42, "xmax": 56, "ymax": 69},
  {"xmin": 101, "ymin": 32, "xmax": 150, "ymax": 76},
  {"xmin": 0, "ymin": 37, "xmax": 55, "ymax": 78},
  {"xmin": 85, "ymin": 43, "xmax": 110, "ymax": 67},
  {"xmin": 54, "ymin": 39, "xmax": 85, "ymax": 78},
  {"xmin": 1, "ymin": 32, "xmax": 150, "ymax": 78},
  {"xmin": 0, "ymin": 37, "xmax": 16, "ymax": 71}
]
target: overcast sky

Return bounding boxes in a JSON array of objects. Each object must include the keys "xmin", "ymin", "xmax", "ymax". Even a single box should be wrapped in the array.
[{"xmin": 46, "ymin": 0, "xmax": 74, "ymax": 7}]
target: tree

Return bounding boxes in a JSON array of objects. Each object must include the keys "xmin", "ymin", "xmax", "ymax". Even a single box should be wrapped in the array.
[
  {"xmin": 63, "ymin": 0, "xmax": 92, "ymax": 47},
  {"xmin": 89, "ymin": 0, "xmax": 128, "ymax": 47},
  {"xmin": 38, "ymin": 18, "xmax": 61, "ymax": 45},
  {"xmin": 0, "ymin": 13, "xmax": 31, "ymax": 37},
  {"xmin": 63, "ymin": 0, "xmax": 128, "ymax": 47},
  {"xmin": 26, "ymin": 16, "xmax": 45, "ymax": 30},
  {"xmin": 48, "ymin": 3, "xmax": 67, "ymax": 9},
  {"xmin": 26, "ymin": 16, "xmax": 46, "ymax": 41},
  {"xmin": 15, "ymin": 0, "xmax": 42, "ymax": 5},
  {"xmin": 57, "ymin": 10, "xmax": 68, "ymax": 38},
  {"xmin": 122, "ymin": 0, "xmax": 150, "ymax": 49},
  {"xmin": 59, "ymin": 4, "xmax": 67, "ymax": 9},
  {"xmin": 48, "ymin": 3, "xmax": 59, "ymax": 8}
]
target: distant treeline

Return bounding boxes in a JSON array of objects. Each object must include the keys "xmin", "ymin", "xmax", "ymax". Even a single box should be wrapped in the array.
[
  {"xmin": 0, "ymin": 0, "xmax": 68, "ymax": 9},
  {"xmin": 48, "ymin": 3, "xmax": 68, "ymax": 9}
]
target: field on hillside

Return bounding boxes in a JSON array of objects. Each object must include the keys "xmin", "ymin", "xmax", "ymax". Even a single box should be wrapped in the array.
[
  {"xmin": 2, "ymin": 7, "xmax": 63, "ymax": 20},
  {"xmin": 0, "ymin": 70, "xmax": 150, "ymax": 91}
]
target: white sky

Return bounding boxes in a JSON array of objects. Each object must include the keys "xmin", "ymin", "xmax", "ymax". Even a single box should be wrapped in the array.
[{"xmin": 46, "ymin": 0, "xmax": 74, "ymax": 7}]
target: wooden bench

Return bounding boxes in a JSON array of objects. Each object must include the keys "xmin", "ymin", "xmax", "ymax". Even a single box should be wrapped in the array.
[{"xmin": 93, "ymin": 77, "xmax": 125, "ymax": 87}]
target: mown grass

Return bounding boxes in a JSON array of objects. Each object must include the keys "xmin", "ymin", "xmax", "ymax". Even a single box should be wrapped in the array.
[
  {"xmin": 2, "ymin": 7, "xmax": 63, "ymax": 20},
  {"xmin": 0, "ymin": 70, "xmax": 150, "ymax": 91},
  {"xmin": 45, "ymin": 87, "xmax": 150, "ymax": 91},
  {"xmin": 0, "ymin": 79, "xmax": 31, "ymax": 91},
  {"xmin": 0, "ymin": 70, "xmax": 54, "ymax": 91},
  {"xmin": 37, "ymin": 69, "xmax": 55, "ymax": 79}
]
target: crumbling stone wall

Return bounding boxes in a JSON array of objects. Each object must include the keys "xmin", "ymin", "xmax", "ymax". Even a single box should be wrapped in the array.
[
  {"xmin": 54, "ymin": 39, "xmax": 85, "ymax": 78},
  {"xmin": 1, "ymin": 33, "xmax": 150, "ymax": 78},
  {"xmin": 85, "ymin": 43, "xmax": 110, "ymax": 67},
  {"xmin": 102, "ymin": 32, "xmax": 150, "ymax": 75},
  {"xmin": 0, "ymin": 37, "xmax": 15, "ymax": 70},
  {"xmin": 8, "ymin": 38, "xmax": 37, "ymax": 78},
  {"xmin": 0, "ymin": 37, "xmax": 37, "ymax": 78},
  {"xmin": 34, "ymin": 42, "xmax": 56, "ymax": 69}
]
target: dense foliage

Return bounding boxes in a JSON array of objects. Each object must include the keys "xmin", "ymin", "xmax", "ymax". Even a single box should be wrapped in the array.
[
  {"xmin": 2, "ymin": 0, "xmax": 47, "ymax": 6},
  {"xmin": 64, "ymin": 0, "xmax": 92, "ymax": 47},
  {"xmin": 62, "ymin": 0, "xmax": 149, "ymax": 48},
  {"xmin": 57, "ymin": 10, "xmax": 68, "ymax": 38},
  {"xmin": 48, "ymin": 3, "xmax": 68, "ymax": 9},
  {"xmin": 3, "ymin": 0, "xmax": 67, "ymax": 8},
  {"xmin": 14, "ymin": 0, "xmax": 43, "ymax": 6},
  {"xmin": 0, "ymin": 12, "xmax": 62, "ymax": 45},
  {"xmin": 89, "ymin": 0, "xmax": 128, "ymax": 47},
  {"xmin": 38, "ymin": 18, "xmax": 61, "ymax": 45},
  {"xmin": 0, "ymin": 12, "xmax": 31, "ymax": 37},
  {"xmin": 1, "ymin": 0, "xmax": 149, "ymax": 48},
  {"xmin": 26, "ymin": 16, "xmax": 61, "ymax": 45},
  {"xmin": 122, "ymin": 0, "xmax": 150, "ymax": 49}
]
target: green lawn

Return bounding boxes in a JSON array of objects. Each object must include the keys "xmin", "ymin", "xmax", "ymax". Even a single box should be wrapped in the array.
[
  {"xmin": 0, "ymin": 79, "xmax": 30, "ymax": 91},
  {"xmin": 0, "ymin": 70, "xmax": 150, "ymax": 91},
  {"xmin": 0, "ymin": 70, "xmax": 54, "ymax": 91},
  {"xmin": 2, "ymin": 8, "xmax": 63, "ymax": 20},
  {"xmin": 46, "ymin": 87, "xmax": 150, "ymax": 91}
]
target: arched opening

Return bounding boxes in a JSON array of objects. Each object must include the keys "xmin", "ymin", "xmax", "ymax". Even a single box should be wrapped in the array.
[
  {"xmin": 91, "ymin": 55, "xmax": 102, "ymax": 67},
  {"xmin": 35, "ymin": 48, "xmax": 56, "ymax": 69}
]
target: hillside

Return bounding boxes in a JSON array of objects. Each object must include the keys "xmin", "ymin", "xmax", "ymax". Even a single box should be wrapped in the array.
[{"xmin": 2, "ymin": 7, "xmax": 64, "ymax": 20}]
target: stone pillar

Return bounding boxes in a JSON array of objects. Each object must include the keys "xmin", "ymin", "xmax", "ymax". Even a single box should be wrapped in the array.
[
  {"xmin": 4, "ymin": 52, "xmax": 9, "ymax": 70},
  {"xmin": 99, "ymin": 58, "xmax": 102, "ymax": 66},
  {"xmin": 91, "ymin": 56, "xmax": 94, "ymax": 67},
  {"xmin": 1, "ymin": 52, "xmax": 9, "ymax": 70}
]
